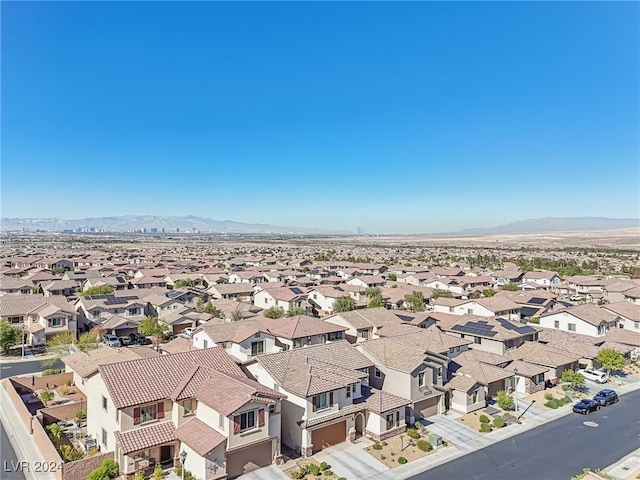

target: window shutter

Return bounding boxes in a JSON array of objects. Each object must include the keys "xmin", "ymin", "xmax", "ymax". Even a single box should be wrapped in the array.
[
  {"xmin": 134, "ymin": 407, "xmax": 141, "ymax": 425},
  {"xmin": 157, "ymin": 402, "xmax": 164, "ymax": 419},
  {"xmin": 312, "ymin": 398, "xmax": 317, "ymax": 412},
  {"xmin": 47, "ymin": 319, "xmax": 52, "ymax": 327},
  {"xmin": 329, "ymin": 391, "xmax": 334, "ymax": 407},
  {"xmin": 258, "ymin": 409, "xmax": 265, "ymax": 427},
  {"xmin": 233, "ymin": 415, "xmax": 241, "ymax": 434},
  {"xmin": 61, "ymin": 318, "xmax": 66, "ymax": 326}
]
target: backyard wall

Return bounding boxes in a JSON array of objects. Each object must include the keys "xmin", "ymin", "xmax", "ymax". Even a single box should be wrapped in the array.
[
  {"xmin": 62, "ymin": 452, "xmax": 113, "ymax": 480},
  {"xmin": 31, "ymin": 416, "xmax": 64, "ymax": 480}
]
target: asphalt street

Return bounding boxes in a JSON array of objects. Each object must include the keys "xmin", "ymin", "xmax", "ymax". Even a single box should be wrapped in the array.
[
  {"xmin": 410, "ymin": 389, "xmax": 640, "ymax": 480},
  {"xmin": 0, "ymin": 359, "xmax": 64, "ymax": 379}
]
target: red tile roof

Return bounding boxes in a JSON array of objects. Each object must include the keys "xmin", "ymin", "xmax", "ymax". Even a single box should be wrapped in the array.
[
  {"xmin": 174, "ymin": 418, "xmax": 226, "ymax": 457},
  {"xmin": 100, "ymin": 347, "xmax": 244, "ymax": 409},
  {"xmin": 114, "ymin": 421, "xmax": 176, "ymax": 455}
]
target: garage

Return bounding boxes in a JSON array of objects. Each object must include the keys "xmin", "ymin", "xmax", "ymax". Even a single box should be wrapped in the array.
[
  {"xmin": 226, "ymin": 438, "xmax": 272, "ymax": 479},
  {"xmin": 414, "ymin": 395, "xmax": 440, "ymax": 419},
  {"xmin": 311, "ymin": 421, "xmax": 346, "ymax": 454}
]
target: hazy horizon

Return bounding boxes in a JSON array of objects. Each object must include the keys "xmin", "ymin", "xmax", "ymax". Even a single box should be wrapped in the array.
[{"xmin": 2, "ymin": 2, "xmax": 638, "ymax": 234}]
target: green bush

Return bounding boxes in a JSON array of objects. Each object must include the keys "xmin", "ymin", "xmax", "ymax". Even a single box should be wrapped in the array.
[
  {"xmin": 291, "ymin": 470, "xmax": 304, "ymax": 480},
  {"xmin": 381, "ymin": 441, "xmax": 388, "ymax": 446},
  {"xmin": 479, "ymin": 422, "xmax": 492, "ymax": 432},
  {"xmin": 372, "ymin": 442, "xmax": 382, "ymax": 450},
  {"xmin": 324, "ymin": 471, "xmax": 333, "ymax": 477},
  {"xmin": 153, "ymin": 464, "xmax": 165, "ymax": 480},
  {"xmin": 544, "ymin": 393, "xmax": 554, "ymax": 401},
  {"xmin": 493, "ymin": 417, "xmax": 506, "ymax": 428},
  {"xmin": 398, "ymin": 457, "xmax": 408, "ymax": 464},
  {"xmin": 406, "ymin": 428, "xmax": 420, "ymax": 439},
  {"xmin": 416, "ymin": 439, "xmax": 433, "ymax": 452},
  {"xmin": 479, "ymin": 414, "xmax": 489, "ymax": 423},
  {"xmin": 496, "ymin": 390, "xmax": 514, "ymax": 410},
  {"xmin": 42, "ymin": 369, "xmax": 63, "ymax": 376},
  {"xmin": 307, "ymin": 464, "xmax": 320, "ymax": 476},
  {"xmin": 561, "ymin": 385, "xmax": 570, "ymax": 391},
  {"xmin": 134, "ymin": 472, "xmax": 145, "ymax": 480},
  {"xmin": 319, "ymin": 462, "xmax": 328, "ymax": 471},
  {"xmin": 545, "ymin": 400, "xmax": 559, "ymax": 409}
]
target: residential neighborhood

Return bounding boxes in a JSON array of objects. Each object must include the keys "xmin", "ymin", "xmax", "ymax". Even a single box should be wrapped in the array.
[{"xmin": 1, "ymin": 231, "xmax": 640, "ymax": 480}]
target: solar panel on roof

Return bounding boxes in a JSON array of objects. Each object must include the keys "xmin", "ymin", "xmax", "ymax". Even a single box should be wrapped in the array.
[
  {"xmin": 290, "ymin": 287, "xmax": 303, "ymax": 294},
  {"xmin": 528, "ymin": 298, "xmax": 546, "ymax": 305}
]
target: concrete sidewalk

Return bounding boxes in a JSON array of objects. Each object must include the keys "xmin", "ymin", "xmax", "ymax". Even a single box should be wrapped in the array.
[
  {"xmin": 605, "ymin": 449, "xmax": 640, "ymax": 480},
  {"xmin": 0, "ymin": 380, "xmax": 56, "ymax": 480}
]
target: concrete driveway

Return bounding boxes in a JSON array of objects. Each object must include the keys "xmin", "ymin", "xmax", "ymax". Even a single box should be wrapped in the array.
[
  {"xmin": 314, "ymin": 442, "xmax": 389, "ymax": 480},
  {"xmin": 420, "ymin": 412, "xmax": 480, "ymax": 445},
  {"xmin": 236, "ymin": 464, "xmax": 289, "ymax": 480}
]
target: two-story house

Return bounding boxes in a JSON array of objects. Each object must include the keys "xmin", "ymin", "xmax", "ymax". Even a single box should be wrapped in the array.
[
  {"xmin": 323, "ymin": 307, "xmax": 405, "ymax": 343},
  {"xmin": 254, "ymin": 315, "xmax": 347, "ymax": 350},
  {"xmin": 75, "ymin": 294, "xmax": 146, "ymax": 332},
  {"xmin": 538, "ymin": 304, "xmax": 619, "ymax": 337},
  {"xmin": 248, "ymin": 341, "xmax": 389, "ymax": 456},
  {"xmin": 307, "ymin": 285, "xmax": 352, "ymax": 316},
  {"xmin": 432, "ymin": 297, "xmax": 521, "ymax": 322},
  {"xmin": 253, "ymin": 286, "xmax": 308, "ymax": 313},
  {"xmin": 602, "ymin": 301, "xmax": 640, "ymax": 331},
  {"xmin": 521, "ymin": 270, "xmax": 562, "ymax": 291}
]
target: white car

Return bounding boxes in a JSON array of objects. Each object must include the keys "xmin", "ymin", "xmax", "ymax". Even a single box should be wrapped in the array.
[
  {"xmin": 570, "ymin": 295, "xmax": 584, "ymax": 301},
  {"xmin": 102, "ymin": 334, "xmax": 121, "ymax": 347},
  {"xmin": 578, "ymin": 368, "xmax": 607, "ymax": 384}
]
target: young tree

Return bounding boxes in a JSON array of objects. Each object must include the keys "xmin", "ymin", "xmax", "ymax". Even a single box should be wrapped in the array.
[
  {"xmin": 333, "ymin": 296, "xmax": 356, "ymax": 313},
  {"xmin": 482, "ymin": 289, "xmax": 497, "ymax": 297},
  {"xmin": 430, "ymin": 289, "xmax": 453, "ymax": 300},
  {"xmin": 264, "ymin": 306, "xmax": 285, "ymax": 319},
  {"xmin": 81, "ymin": 285, "xmax": 115, "ymax": 296},
  {"xmin": 173, "ymin": 278, "xmax": 194, "ymax": 288},
  {"xmin": 87, "ymin": 459, "xmax": 120, "ymax": 480},
  {"xmin": 561, "ymin": 369, "xmax": 585, "ymax": 390},
  {"xmin": 404, "ymin": 291, "xmax": 426, "ymax": 312},
  {"xmin": 77, "ymin": 331, "xmax": 100, "ymax": 352},
  {"xmin": 39, "ymin": 389, "xmax": 54, "ymax": 406},
  {"xmin": 502, "ymin": 283, "xmax": 519, "ymax": 291},
  {"xmin": 285, "ymin": 308, "xmax": 307, "ymax": 317},
  {"xmin": 139, "ymin": 316, "xmax": 167, "ymax": 337},
  {"xmin": 43, "ymin": 331, "xmax": 75, "ymax": 367},
  {"xmin": 0, "ymin": 319, "xmax": 21, "ymax": 353},
  {"xmin": 596, "ymin": 348, "xmax": 625, "ymax": 378},
  {"xmin": 496, "ymin": 390, "xmax": 514, "ymax": 410},
  {"xmin": 230, "ymin": 306, "xmax": 243, "ymax": 322},
  {"xmin": 366, "ymin": 287, "xmax": 384, "ymax": 308},
  {"xmin": 202, "ymin": 301, "xmax": 221, "ymax": 317},
  {"xmin": 387, "ymin": 273, "xmax": 397, "ymax": 281}
]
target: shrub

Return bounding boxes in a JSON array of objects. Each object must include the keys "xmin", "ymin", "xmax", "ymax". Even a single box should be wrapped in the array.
[
  {"xmin": 134, "ymin": 472, "xmax": 145, "ymax": 480},
  {"xmin": 319, "ymin": 462, "xmax": 328, "ymax": 471},
  {"xmin": 290, "ymin": 470, "xmax": 304, "ymax": 479},
  {"xmin": 64, "ymin": 379, "xmax": 72, "ymax": 387},
  {"xmin": 59, "ymin": 444, "xmax": 84, "ymax": 462},
  {"xmin": 416, "ymin": 439, "xmax": 432, "ymax": 452},
  {"xmin": 545, "ymin": 400, "xmax": 559, "ymax": 409},
  {"xmin": 153, "ymin": 464, "xmax": 165, "ymax": 480},
  {"xmin": 307, "ymin": 464, "xmax": 320, "ymax": 476},
  {"xmin": 60, "ymin": 386, "xmax": 70, "ymax": 396},
  {"xmin": 544, "ymin": 393, "xmax": 554, "ymax": 401},
  {"xmin": 479, "ymin": 415, "xmax": 489, "ymax": 424},
  {"xmin": 324, "ymin": 471, "xmax": 333, "ymax": 477},
  {"xmin": 372, "ymin": 442, "xmax": 382, "ymax": 450},
  {"xmin": 42, "ymin": 369, "xmax": 62, "ymax": 376},
  {"xmin": 406, "ymin": 428, "xmax": 420, "ymax": 439},
  {"xmin": 381, "ymin": 441, "xmax": 388, "ymax": 446},
  {"xmin": 496, "ymin": 390, "xmax": 514, "ymax": 410},
  {"xmin": 493, "ymin": 417, "xmax": 506, "ymax": 428},
  {"xmin": 398, "ymin": 457, "xmax": 408, "ymax": 464},
  {"xmin": 561, "ymin": 385, "xmax": 570, "ymax": 391},
  {"xmin": 479, "ymin": 422, "xmax": 492, "ymax": 433}
]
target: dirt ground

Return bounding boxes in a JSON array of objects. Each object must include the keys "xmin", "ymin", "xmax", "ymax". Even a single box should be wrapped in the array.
[{"xmin": 365, "ymin": 432, "xmax": 439, "ymax": 468}]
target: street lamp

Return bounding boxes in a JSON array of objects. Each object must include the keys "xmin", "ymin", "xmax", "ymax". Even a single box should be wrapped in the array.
[
  {"xmin": 513, "ymin": 368, "xmax": 519, "ymax": 418},
  {"xmin": 21, "ymin": 323, "xmax": 27, "ymax": 360},
  {"xmin": 179, "ymin": 450, "xmax": 187, "ymax": 480}
]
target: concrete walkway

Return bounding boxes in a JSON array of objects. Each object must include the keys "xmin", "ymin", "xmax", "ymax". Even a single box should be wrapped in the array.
[
  {"xmin": 237, "ymin": 464, "xmax": 289, "ymax": 480},
  {"xmin": 420, "ymin": 412, "xmax": 480, "ymax": 445},
  {"xmin": 606, "ymin": 449, "xmax": 640, "ymax": 480}
]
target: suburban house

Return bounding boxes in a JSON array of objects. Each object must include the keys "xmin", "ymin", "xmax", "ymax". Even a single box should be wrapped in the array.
[
  {"xmin": 602, "ymin": 301, "xmax": 640, "ymax": 331},
  {"xmin": 538, "ymin": 304, "xmax": 620, "ymax": 337},
  {"xmin": 253, "ymin": 286, "xmax": 308, "ymax": 313},
  {"xmin": 0, "ymin": 276, "xmax": 36, "ymax": 295},
  {"xmin": 130, "ymin": 276, "xmax": 168, "ymax": 289},
  {"xmin": 41, "ymin": 280, "xmax": 80, "ymax": 297},
  {"xmin": 432, "ymin": 297, "xmax": 521, "ymax": 322},
  {"xmin": 254, "ymin": 315, "xmax": 347, "ymax": 350},
  {"xmin": 307, "ymin": 285, "xmax": 352, "ymax": 316},
  {"xmin": 0, "ymin": 294, "xmax": 77, "ymax": 347},
  {"xmin": 75, "ymin": 294, "xmax": 146, "ymax": 332},
  {"xmin": 497, "ymin": 290, "xmax": 556, "ymax": 320},
  {"xmin": 357, "ymin": 336, "xmax": 448, "ymax": 422},
  {"xmin": 490, "ymin": 268, "xmax": 524, "ymax": 287},
  {"xmin": 228, "ymin": 271, "xmax": 265, "ymax": 285},
  {"xmin": 506, "ymin": 342, "xmax": 580, "ymax": 385},
  {"xmin": 89, "ymin": 347, "xmax": 285, "ymax": 479},
  {"xmin": 192, "ymin": 320, "xmax": 282, "ymax": 362},
  {"xmin": 439, "ymin": 315, "xmax": 538, "ymax": 355},
  {"xmin": 207, "ymin": 283, "xmax": 255, "ymax": 301},
  {"xmin": 323, "ymin": 307, "xmax": 405, "ymax": 343},
  {"xmin": 247, "ymin": 341, "xmax": 388, "ymax": 456},
  {"xmin": 602, "ymin": 281, "xmax": 640, "ymax": 304},
  {"xmin": 521, "ymin": 270, "xmax": 562, "ymax": 290},
  {"xmin": 83, "ymin": 276, "xmax": 129, "ymax": 292},
  {"xmin": 379, "ymin": 285, "xmax": 432, "ymax": 310},
  {"xmin": 345, "ymin": 275, "xmax": 386, "ymax": 289}
]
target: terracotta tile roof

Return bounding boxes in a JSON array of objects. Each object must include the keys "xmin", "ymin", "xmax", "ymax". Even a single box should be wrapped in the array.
[
  {"xmin": 0, "ymin": 294, "xmax": 75, "ymax": 316},
  {"xmin": 603, "ymin": 302, "xmax": 640, "ymax": 322},
  {"xmin": 358, "ymin": 340, "xmax": 434, "ymax": 373},
  {"xmin": 378, "ymin": 328, "xmax": 472, "ymax": 355},
  {"xmin": 256, "ymin": 315, "xmax": 346, "ymax": 340},
  {"xmin": 299, "ymin": 403, "xmax": 365, "ymax": 428},
  {"xmin": 100, "ymin": 347, "xmax": 244, "ymax": 409},
  {"xmin": 160, "ymin": 336, "xmax": 195, "ymax": 355},
  {"xmin": 197, "ymin": 320, "xmax": 267, "ymax": 343},
  {"xmin": 451, "ymin": 360, "xmax": 514, "ymax": 385},
  {"xmin": 605, "ymin": 327, "xmax": 640, "ymax": 347},
  {"xmin": 541, "ymin": 304, "xmax": 619, "ymax": 327},
  {"xmin": 195, "ymin": 370, "xmax": 285, "ymax": 415},
  {"xmin": 362, "ymin": 389, "xmax": 410, "ymax": 414},
  {"xmin": 256, "ymin": 341, "xmax": 372, "ymax": 397},
  {"xmin": 258, "ymin": 286, "xmax": 308, "ymax": 302},
  {"xmin": 100, "ymin": 314, "xmax": 139, "ymax": 330},
  {"xmin": 507, "ymin": 360, "xmax": 549, "ymax": 377},
  {"xmin": 328, "ymin": 308, "xmax": 404, "ymax": 330},
  {"xmin": 174, "ymin": 418, "xmax": 226, "ymax": 457},
  {"xmin": 506, "ymin": 342, "xmax": 580, "ymax": 368},
  {"xmin": 446, "ymin": 375, "xmax": 480, "ymax": 392},
  {"xmin": 449, "ymin": 349, "xmax": 510, "ymax": 366},
  {"xmin": 63, "ymin": 347, "xmax": 148, "ymax": 379},
  {"xmin": 114, "ymin": 421, "xmax": 176, "ymax": 455}
]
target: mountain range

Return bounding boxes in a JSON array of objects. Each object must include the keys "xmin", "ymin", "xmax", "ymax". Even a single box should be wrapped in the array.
[{"xmin": 1, "ymin": 215, "xmax": 638, "ymax": 235}]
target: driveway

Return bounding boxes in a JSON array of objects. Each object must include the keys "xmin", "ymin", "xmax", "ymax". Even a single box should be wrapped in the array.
[
  {"xmin": 237, "ymin": 465, "xmax": 289, "ymax": 480},
  {"xmin": 420, "ymin": 413, "xmax": 480, "ymax": 445},
  {"xmin": 314, "ymin": 442, "xmax": 389, "ymax": 480}
]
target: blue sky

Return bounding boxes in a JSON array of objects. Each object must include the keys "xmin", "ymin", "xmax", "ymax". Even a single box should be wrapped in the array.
[{"xmin": 2, "ymin": 2, "xmax": 638, "ymax": 234}]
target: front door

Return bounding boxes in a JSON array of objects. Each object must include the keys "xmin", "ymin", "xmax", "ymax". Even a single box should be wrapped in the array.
[{"xmin": 160, "ymin": 445, "xmax": 172, "ymax": 464}]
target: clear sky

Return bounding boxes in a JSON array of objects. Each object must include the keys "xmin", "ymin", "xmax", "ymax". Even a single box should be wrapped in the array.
[{"xmin": 2, "ymin": 1, "xmax": 638, "ymax": 234}]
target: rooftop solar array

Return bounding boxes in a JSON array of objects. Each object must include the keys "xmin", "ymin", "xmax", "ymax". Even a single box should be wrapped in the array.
[
  {"xmin": 451, "ymin": 321, "xmax": 498, "ymax": 337},
  {"xmin": 495, "ymin": 317, "xmax": 537, "ymax": 334},
  {"xmin": 528, "ymin": 297, "xmax": 546, "ymax": 305},
  {"xmin": 290, "ymin": 287, "xmax": 303, "ymax": 294}
]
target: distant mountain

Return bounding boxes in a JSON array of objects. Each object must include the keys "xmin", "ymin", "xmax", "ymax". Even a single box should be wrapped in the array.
[
  {"xmin": 0, "ymin": 215, "xmax": 353, "ymax": 235},
  {"xmin": 454, "ymin": 217, "xmax": 640, "ymax": 235}
]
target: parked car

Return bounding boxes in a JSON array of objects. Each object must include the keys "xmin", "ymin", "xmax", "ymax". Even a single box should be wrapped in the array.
[
  {"xmin": 102, "ymin": 334, "xmax": 121, "ymax": 347},
  {"xmin": 118, "ymin": 336, "xmax": 132, "ymax": 346},
  {"xmin": 593, "ymin": 389, "xmax": 619, "ymax": 406},
  {"xmin": 129, "ymin": 332, "xmax": 151, "ymax": 345},
  {"xmin": 570, "ymin": 295, "xmax": 584, "ymax": 301},
  {"xmin": 578, "ymin": 368, "xmax": 607, "ymax": 384},
  {"xmin": 572, "ymin": 398, "xmax": 601, "ymax": 414}
]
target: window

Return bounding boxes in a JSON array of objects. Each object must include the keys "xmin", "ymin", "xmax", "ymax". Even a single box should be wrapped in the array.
[
  {"xmin": 203, "ymin": 339, "xmax": 208, "ymax": 348},
  {"xmin": 346, "ymin": 386, "xmax": 351, "ymax": 398},
  {"xmin": 51, "ymin": 318, "xmax": 63, "ymax": 327},
  {"xmin": 8, "ymin": 317, "xmax": 21, "ymax": 325},
  {"xmin": 568, "ymin": 323, "xmax": 576, "ymax": 332},
  {"xmin": 219, "ymin": 413, "xmax": 224, "ymax": 430},
  {"xmin": 293, "ymin": 338, "xmax": 302, "ymax": 348},
  {"xmin": 240, "ymin": 411, "xmax": 256, "ymax": 431},
  {"xmin": 115, "ymin": 409, "xmax": 119, "ymax": 422},
  {"xmin": 449, "ymin": 347, "xmax": 454, "ymax": 354},
  {"xmin": 385, "ymin": 412, "xmax": 396, "ymax": 430},
  {"xmin": 374, "ymin": 366, "xmax": 382, "ymax": 378},
  {"xmin": 472, "ymin": 390, "xmax": 478, "ymax": 404},
  {"xmin": 140, "ymin": 403, "xmax": 158, "ymax": 423},
  {"xmin": 269, "ymin": 404, "xmax": 276, "ymax": 414},
  {"xmin": 532, "ymin": 374, "xmax": 544, "ymax": 385},
  {"xmin": 251, "ymin": 341, "xmax": 264, "ymax": 356},
  {"xmin": 474, "ymin": 336, "xmax": 482, "ymax": 344},
  {"xmin": 467, "ymin": 309, "xmax": 473, "ymax": 315},
  {"xmin": 265, "ymin": 298, "xmax": 268, "ymax": 304},
  {"xmin": 418, "ymin": 372, "xmax": 425, "ymax": 387},
  {"xmin": 328, "ymin": 332, "xmax": 343, "ymax": 341},
  {"xmin": 449, "ymin": 307, "xmax": 454, "ymax": 313},
  {"xmin": 456, "ymin": 346, "xmax": 461, "ymax": 352},
  {"xmin": 101, "ymin": 428, "xmax": 107, "ymax": 448},
  {"xmin": 312, "ymin": 393, "xmax": 328, "ymax": 411},
  {"xmin": 128, "ymin": 308, "xmax": 140, "ymax": 315},
  {"xmin": 274, "ymin": 384, "xmax": 280, "ymax": 392},
  {"xmin": 634, "ymin": 322, "xmax": 640, "ymax": 329},
  {"xmin": 102, "ymin": 396, "xmax": 108, "ymax": 412},
  {"xmin": 183, "ymin": 400, "xmax": 194, "ymax": 415},
  {"xmin": 437, "ymin": 367, "xmax": 442, "ymax": 379},
  {"xmin": 554, "ymin": 320, "xmax": 560, "ymax": 329},
  {"xmin": 359, "ymin": 329, "xmax": 369, "ymax": 340}
]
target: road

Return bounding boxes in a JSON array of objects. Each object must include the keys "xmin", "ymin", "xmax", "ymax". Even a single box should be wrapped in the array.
[
  {"xmin": 410, "ymin": 389, "xmax": 640, "ymax": 480},
  {"xmin": 0, "ymin": 359, "xmax": 64, "ymax": 379},
  {"xmin": 0, "ymin": 422, "xmax": 26, "ymax": 480}
]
